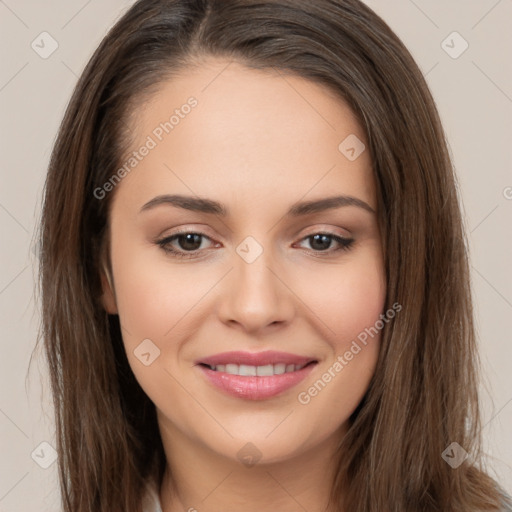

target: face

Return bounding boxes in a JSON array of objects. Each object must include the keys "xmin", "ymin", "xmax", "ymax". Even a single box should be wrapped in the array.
[{"xmin": 101, "ymin": 57, "xmax": 386, "ymax": 465}]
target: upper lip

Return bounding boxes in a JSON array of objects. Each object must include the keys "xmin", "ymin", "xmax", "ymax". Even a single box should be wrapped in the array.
[{"xmin": 197, "ymin": 350, "xmax": 317, "ymax": 367}]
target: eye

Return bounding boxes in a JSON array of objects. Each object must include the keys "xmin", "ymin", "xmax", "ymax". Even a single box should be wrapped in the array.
[
  {"xmin": 155, "ymin": 230, "xmax": 355, "ymax": 259},
  {"xmin": 156, "ymin": 231, "xmax": 216, "ymax": 259},
  {"xmin": 294, "ymin": 233, "xmax": 355, "ymax": 256}
]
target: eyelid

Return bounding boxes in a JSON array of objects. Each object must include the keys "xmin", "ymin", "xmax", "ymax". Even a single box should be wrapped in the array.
[
  {"xmin": 155, "ymin": 225, "xmax": 355, "ymax": 259},
  {"xmin": 164, "ymin": 222, "xmax": 351, "ymax": 237},
  {"xmin": 156, "ymin": 224, "xmax": 352, "ymax": 245},
  {"xmin": 155, "ymin": 223, "xmax": 216, "ymax": 240},
  {"xmin": 298, "ymin": 224, "xmax": 352, "ymax": 239}
]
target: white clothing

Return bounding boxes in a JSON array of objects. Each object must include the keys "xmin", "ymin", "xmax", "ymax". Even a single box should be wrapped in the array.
[{"xmin": 142, "ymin": 480, "xmax": 163, "ymax": 512}]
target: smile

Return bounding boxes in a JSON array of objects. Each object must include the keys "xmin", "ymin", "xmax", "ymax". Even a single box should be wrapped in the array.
[
  {"xmin": 195, "ymin": 351, "xmax": 318, "ymax": 400},
  {"xmin": 200, "ymin": 362, "xmax": 311, "ymax": 376}
]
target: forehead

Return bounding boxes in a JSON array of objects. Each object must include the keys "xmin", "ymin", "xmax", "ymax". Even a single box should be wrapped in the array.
[{"xmin": 114, "ymin": 57, "xmax": 375, "ymax": 214}]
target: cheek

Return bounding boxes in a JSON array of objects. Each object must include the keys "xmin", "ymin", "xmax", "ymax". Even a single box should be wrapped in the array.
[
  {"xmin": 111, "ymin": 249, "xmax": 164, "ymax": 335},
  {"xmin": 109, "ymin": 230, "xmax": 202, "ymax": 339},
  {"xmin": 302, "ymin": 247, "xmax": 387, "ymax": 350},
  {"xmin": 108, "ymin": 237, "xmax": 203, "ymax": 402},
  {"xmin": 292, "ymin": 248, "xmax": 386, "ymax": 414},
  {"xmin": 337, "ymin": 255, "xmax": 386, "ymax": 343}
]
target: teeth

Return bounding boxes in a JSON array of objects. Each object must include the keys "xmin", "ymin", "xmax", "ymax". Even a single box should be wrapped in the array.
[
  {"xmin": 268, "ymin": 363, "xmax": 285, "ymax": 375},
  {"xmin": 239, "ymin": 364, "xmax": 256, "ymax": 376},
  {"xmin": 209, "ymin": 363, "xmax": 306, "ymax": 375},
  {"xmin": 225, "ymin": 364, "xmax": 238, "ymax": 374}
]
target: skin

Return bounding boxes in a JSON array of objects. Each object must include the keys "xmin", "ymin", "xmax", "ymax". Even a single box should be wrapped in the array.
[{"xmin": 101, "ymin": 57, "xmax": 386, "ymax": 512}]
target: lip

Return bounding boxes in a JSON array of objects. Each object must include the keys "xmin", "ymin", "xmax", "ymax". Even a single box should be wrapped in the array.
[
  {"xmin": 196, "ymin": 350, "xmax": 316, "ymax": 367},
  {"xmin": 195, "ymin": 351, "xmax": 318, "ymax": 400}
]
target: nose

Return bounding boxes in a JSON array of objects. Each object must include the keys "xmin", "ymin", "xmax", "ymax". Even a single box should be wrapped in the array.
[{"xmin": 216, "ymin": 244, "xmax": 295, "ymax": 335}]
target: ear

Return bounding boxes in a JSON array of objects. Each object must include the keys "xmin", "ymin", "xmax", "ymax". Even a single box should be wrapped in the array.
[{"xmin": 100, "ymin": 265, "xmax": 118, "ymax": 315}]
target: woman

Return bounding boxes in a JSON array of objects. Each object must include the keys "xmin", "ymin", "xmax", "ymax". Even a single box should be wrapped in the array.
[{"xmin": 37, "ymin": 0, "xmax": 512, "ymax": 511}]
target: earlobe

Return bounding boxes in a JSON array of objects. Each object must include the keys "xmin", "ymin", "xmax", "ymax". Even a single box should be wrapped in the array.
[{"xmin": 100, "ymin": 268, "xmax": 118, "ymax": 315}]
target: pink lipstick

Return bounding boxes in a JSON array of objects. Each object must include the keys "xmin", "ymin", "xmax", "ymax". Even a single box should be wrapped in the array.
[{"xmin": 195, "ymin": 350, "xmax": 318, "ymax": 400}]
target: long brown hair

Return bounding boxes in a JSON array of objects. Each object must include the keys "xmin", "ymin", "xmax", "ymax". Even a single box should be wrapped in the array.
[{"xmin": 37, "ymin": 0, "xmax": 511, "ymax": 511}]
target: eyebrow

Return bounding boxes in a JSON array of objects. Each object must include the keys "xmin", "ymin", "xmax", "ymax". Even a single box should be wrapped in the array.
[{"xmin": 139, "ymin": 194, "xmax": 375, "ymax": 216}]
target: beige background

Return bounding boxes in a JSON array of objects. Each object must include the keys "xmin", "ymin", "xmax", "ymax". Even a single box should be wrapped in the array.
[{"xmin": 0, "ymin": 1, "xmax": 511, "ymax": 510}]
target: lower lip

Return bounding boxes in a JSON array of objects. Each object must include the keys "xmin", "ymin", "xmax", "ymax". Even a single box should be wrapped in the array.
[{"xmin": 198, "ymin": 363, "xmax": 317, "ymax": 400}]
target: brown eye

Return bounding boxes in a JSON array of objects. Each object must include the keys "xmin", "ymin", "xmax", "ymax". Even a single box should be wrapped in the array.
[
  {"xmin": 296, "ymin": 233, "xmax": 354, "ymax": 255},
  {"xmin": 156, "ymin": 230, "xmax": 354, "ymax": 260},
  {"xmin": 156, "ymin": 231, "xmax": 214, "ymax": 259}
]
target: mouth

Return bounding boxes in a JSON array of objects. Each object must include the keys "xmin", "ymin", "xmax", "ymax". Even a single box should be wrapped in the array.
[
  {"xmin": 198, "ymin": 360, "xmax": 317, "ymax": 376},
  {"xmin": 195, "ymin": 351, "xmax": 319, "ymax": 400}
]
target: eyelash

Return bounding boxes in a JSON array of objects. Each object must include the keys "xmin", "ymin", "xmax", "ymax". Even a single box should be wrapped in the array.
[{"xmin": 155, "ymin": 229, "xmax": 355, "ymax": 259}]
